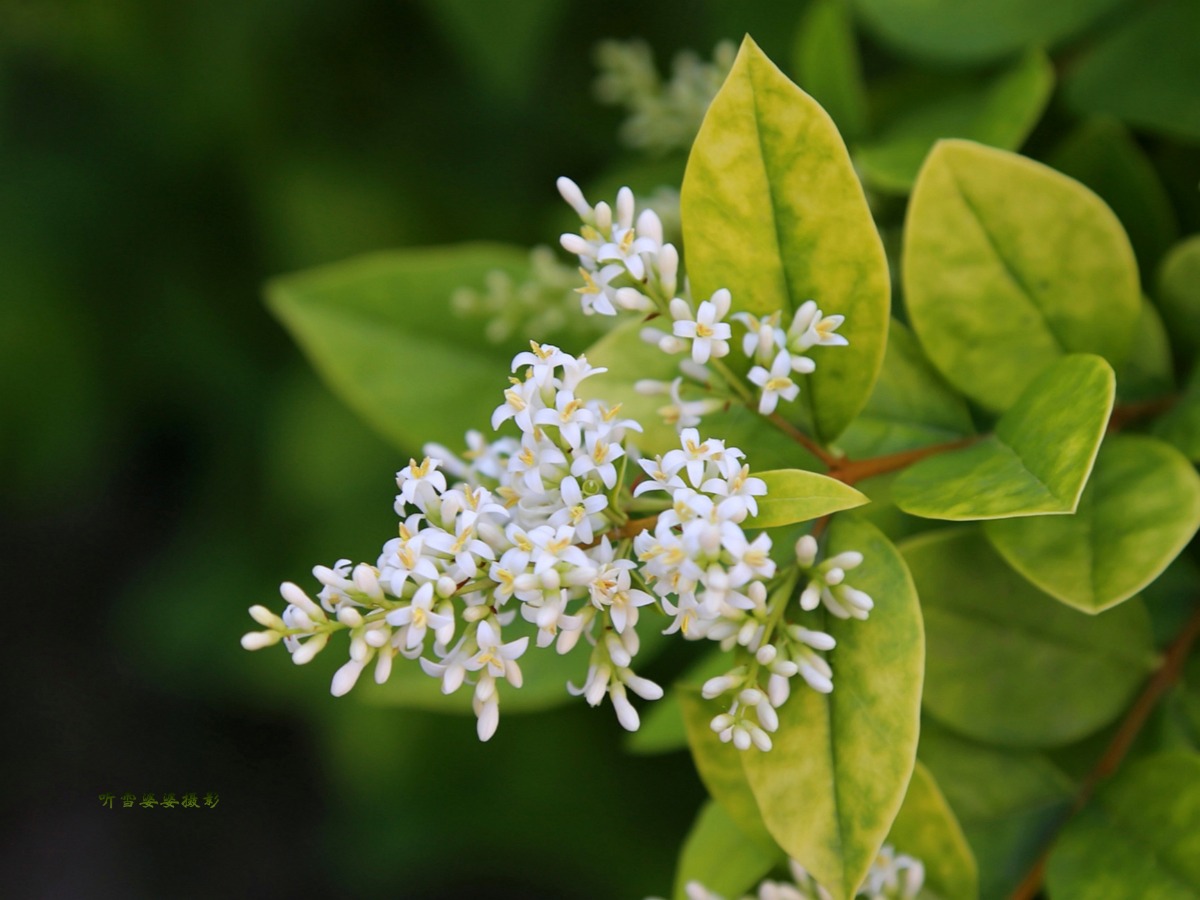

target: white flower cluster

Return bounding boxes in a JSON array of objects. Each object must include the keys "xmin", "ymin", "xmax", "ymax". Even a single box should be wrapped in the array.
[
  {"xmin": 593, "ymin": 38, "xmax": 735, "ymax": 155},
  {"xmin": 682, "ymin": 846, "xmax": 924, "ymax": 900},
  {"xmin": 737, "ymin": 305, "xmax": 848, "ymax": 415},
  {"xmin": 244, "ymin": 342, "xmax": 872, "ymax": 751},
  {"xmin": 243, "ymin": 342, "xmax": 660, "ymax": 741},
  {"xmin": 557, "ymin": 180, "xmax": 848, "ymax": 432},
  {"xmin": 694, "ymin": 532, "xmax": 874, "ymax": 753}
]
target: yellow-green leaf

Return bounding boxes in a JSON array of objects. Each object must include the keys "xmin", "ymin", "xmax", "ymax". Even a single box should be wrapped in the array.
[
  {"xmin": 682, "ymin": 36, "xmax": 889, "ymax": 442},
  {"xmin": 745, "ymin": 470, "xmax": 867, "ymax": 529},
  {"xmin": 887, "ymin": 762, "xmax": 978, "ymax": 900},
  {"xmin": 984, "ymin": 435, "xmax": 1200, "ymax": 614},
  {"xmin": 893, "ymin": 355, "xmax": 1114, "ymax": 521},
  {"xmin": 740, "ymin": 517, "xmax": 923, "ymax": 900},
  {"xmin": 904, "ymin": 140, "xmax": 1139, "ymax": 412}
]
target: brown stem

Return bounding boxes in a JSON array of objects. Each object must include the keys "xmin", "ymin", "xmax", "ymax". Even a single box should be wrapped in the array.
[
  {"xmin": 765, "ymin": 412, "xmax": 841, "ymax": 467},
  {"xmin": 1009, "ymin": 601, "xmax": 1200, "ymax": 900},
  {"xmin": 829, "ymin": 436, "xmax": 980, "ymax": 485},
  {"xmin": 608, "ymin": 514, "xmax": 660, "ymax": 542},
  {"xmin": 1107, "ymin": 394, "xmax": 1178, "ymax": 433}
]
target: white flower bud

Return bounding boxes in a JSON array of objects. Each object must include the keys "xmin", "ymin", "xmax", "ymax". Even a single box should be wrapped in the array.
[
  {"xmin": 280, "ymin": 582, "xmax": 322, "ymax": 619},
  {"xmin": 710, "ymin": 713, "xmax": 736, "ymax": 733},
  {"xmin": 248, "ymin": 605, "xmax": 283, "ymax": 629},
  {"xmin": 623, "ymin": 672, "xmax": 663, "ymax": 701},
  {"xmin": 756, "ymin": 700, "xmax": 779, "ymax": 733},
  {"xmin": 768, "ymin": 672, "xmax": 791, "ymax": 708},
  {"xmin": 374, "ymin": 649, "xmax": 394, "ymax": 684},
  {"xmin": 800, "ymin": 584, "xmax": 822, "ymax": 611},
  {"xmin": 825, "ymin": 566, "xmax": 845, "ymax": 586},
  {"xmin": 755, "ymin": 644, "xmax": 778, "ymax": 665},
  {"xmin": 732, "ymin": 726, "xmax": 752, "ymax": 751},
  {"xmin": 476, "ymin": 696, "xmax": 500, "ymax": 742},
  {"xmin": 331, "ymin": 659, "xmax": 365, "ymax": 697},
  {"xmin": 240, "ymin": 630, "xmax": 280, "ymax": 651},
  {"xmin": 701, "ymin": 674, "xmax": 739, "ymax": 699},
  {"xmin": 337, "ymin": 607, "xmax": 364, "ymax": 627},
  {"xmin": 290, "ymin": 633, "xmax": 328, "ymax": 665},
  {"xmin": 610, "ymin": 683, "xmax": 640, "ymax": 732},
  {"xmin": 795, "ymin": 535, "xmax": 818, "ymax": 567},
  {"xmin": 436, "ymin": 575, "xmax": 458, "ymax": 598},
  {"xmin": 748, "ymin": 723, "xmax": 773, "ymax": 752},
  {"xmin": 738, "ymin": 688, "xmax": 764, "ymax": 707},
  {"xmin": 556, "ymin": 176, "xmax": 590, "ymax": 219}
]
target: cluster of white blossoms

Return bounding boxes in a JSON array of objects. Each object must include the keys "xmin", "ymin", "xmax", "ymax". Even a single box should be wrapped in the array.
[
  {"xmin": 682, "ymin": 846, "xmax": 924, "ymax": 900},
  {"xmin": 243, "ymin": 335, "xmax": 872, "ymax": 747},
  {"xmin": 694, "ymin": 534, "xmax": 873, "ymax": 752},
  {"xmin": 557, "ymin": 179, "xmax": 848, "ymax": 429}
]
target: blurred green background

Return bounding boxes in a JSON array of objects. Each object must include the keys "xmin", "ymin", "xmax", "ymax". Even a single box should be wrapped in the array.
[{"xmin": 3, "ymin": 0, "xmax": 1197, "ymax": 897}]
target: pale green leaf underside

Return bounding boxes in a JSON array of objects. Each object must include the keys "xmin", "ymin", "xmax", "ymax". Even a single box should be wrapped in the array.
[
  {"xmin": 985, "ymin": 435, "xmax": 1200, "ymax": 614},
  {"xmin": 1046, "ymin": 753, "xmax": 1200, "ymax": 898},
  {"xmin": 741, "ymin": 517, "xmax": 923, "ymax": 900},
  {"xmin": 893, "ymin": 354, "xmax": 1114, "ymax": 520},
  {"xmin": 673, "ymin": 800, "xmax": 784, "ymax": 900},
  {"xmin": 887, "ymin": 761, "xmax": 979, "ymax": 900},
  {"xmin": 855, "ymin": 50, "xmax": 1053, "ymax": 195},
  {"xmin": 267, "ymin": 243, "xmax": 527, "ymax": 452},
  {"xmin": 901, "ymin": 528, "xmax": 1156, "ymax": 747},
  {"xmin": 904, "ymin": 139, "xmax": 1139, "ymax": 412},
  {"xmin": 745, "ymin": 469, "xmax": 867, "ymax": 529},
  {"xmin": 682, "ymin": 35, "xmax": 889, "ymax": 442}
]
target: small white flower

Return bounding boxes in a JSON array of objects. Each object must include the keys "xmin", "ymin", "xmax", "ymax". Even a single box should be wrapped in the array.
[
  {"xmin": 748, "ymin": 349, "xmax": 800, "ymax": 415},
  {"xmin": 670, "ymin": 289, "xmax": 732, "ymax": 364}
]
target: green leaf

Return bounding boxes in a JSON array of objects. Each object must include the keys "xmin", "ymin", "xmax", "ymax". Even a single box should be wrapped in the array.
[
  {"xmin": 267, "ymin": 243, "xmax": 527, "ymax": 453},
  {"xmin": 984, "ymin": 435, "xmax": 1200, "ymax": 614},
  {"xmin": 1063, "ymin": 0, "xmax": 1200, "ymax": 143},
  {"xmin": 680, "ymin": 688, "xmax": 775, "ymax": 846},
  {"xmin": 745, "ymin": 470, "xmax": 867, "ymax": 529},
  {"xmin": 836, "ymin": 320, "xmax": 974, "ymax": 460},
  {"xmin": 1156, "ymin": 235, "xmax": 1200, "ymax": 361},
  {"xmin": 740, "ymin": 517, "xmax": 923, "ymax": 900},
  {"xmin": 851, "ymin": 0, "xmax": 1128, "ymax": 65},
  {"xmin": 855, "ymin": 50, "xmax": 1053, "ymax": 195},
  {"xmin": 887, "ymin": 762, "xmax": 978, "ymax": 900},
  {"xmin": 904, "ymin": 140, "xmax": 1140, "ymax": 412},
  {"xmin": 918, "ymin": 720, "xmax": 1075, "ymax": 900},
  {"xmin": 1046, "ymin": 752, "xmax": 1200, "ymax": 897},
  {"xmin": 901, "ymin": 527, "xmax": 1157, "ymax": 746},
  {"xmin": 893, "ymin": 355, "xmax": 1115, "ymax": 520},
  {"xmin": 579, "ymin": 319, "xmax": 819, "ymax": 470},
  {"xmin": 1048, "ymin": 119, "xmax": 1179, "ymax": 277},
  {"xmin": 682, "ymin": 36, "xmax": 890, "ymax": 442},
  {"xmin": 1154, "ymin": 366, "xmax": 1200, "ymax": 464},
  {"xmin": 792, "ymin": 0, "xmax": 869, "ymax": 142},
  {"xmin": 673, "ymin": 801, "xmax": 785, "ymax": 900}
]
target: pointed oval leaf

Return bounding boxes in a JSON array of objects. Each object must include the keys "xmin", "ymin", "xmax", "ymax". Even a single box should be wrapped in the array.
[
  {"xmin": 855, "ymin": 50, "xmax": 1053, "ymax": 195},
  {"xmin": 267, "ymin": 244, "xmax": 528, "ymax": 452},
  {"xmin": 673, "ymin": 800, "xmax": 785, "ymax": 900},
  {"xmin": 1113, "ymin": 297, "xmax": 1174, "ymax": 405},
  {"xmin": 745, "ymin": 470, "xmax": 867, "ymax": 529},
  {"xmin": 887, "ymin": 761, "xmax": 978, "ymax": 900},
  {"xmin": 904, "ymin": 140, "xmax": 1139, "ymax": 412},
  {"xmin": 984, "ymin": 435, "xmax": 1200, "ymax": 614},
  {"xmin": 740, "ymin": 517, "xmax": 924, "ymax": 900},
  {"xmin": 901, "ymin": 528, "xmax": 1157, "ymax": 746},
  {"xmin": 682, "ymin": 36, "xmax": 889, "ymax": 442},
  {"xmin": 893, "ymin": 354, "xmax": 1114, "ymax": 520},
  {"xmin": 1046, "ymin": 752, "xmax": 1200, "ymax": 898},
  {"xmin": 836, "ymin": 320, "xmax": 974, "ymax": 459}
]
